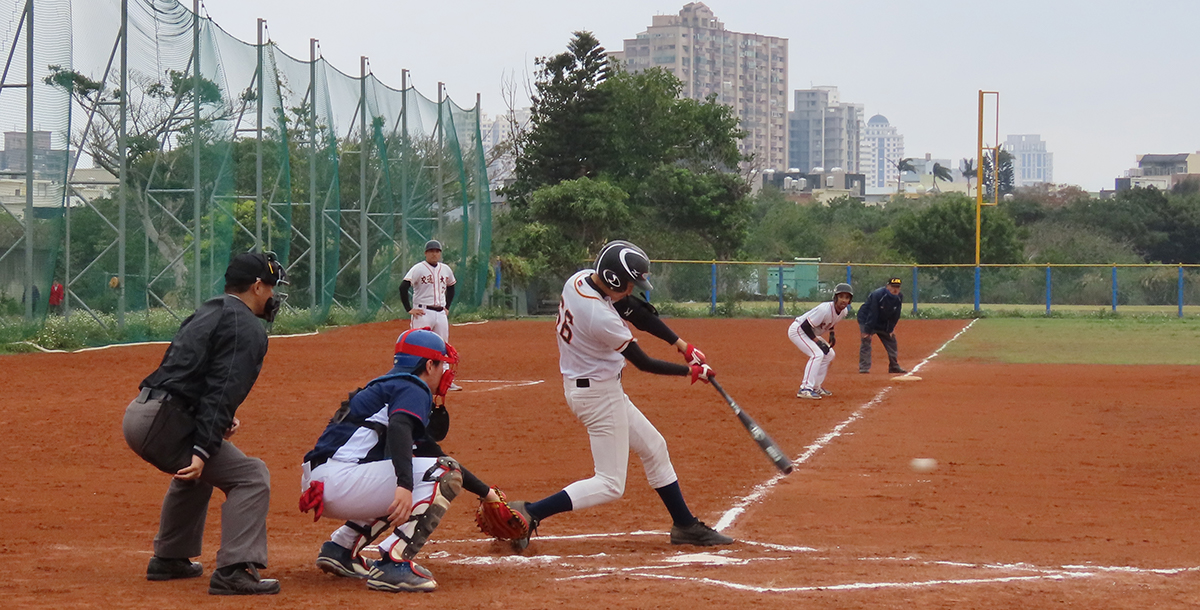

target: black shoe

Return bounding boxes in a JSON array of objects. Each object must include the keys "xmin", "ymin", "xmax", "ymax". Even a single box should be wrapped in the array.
[
  {"xmin": 508, "ymin": 501, "xmax": 540, "ymax": 552},
  {"xmin": 889, "ymin": 367, "xmax": 908, "ymax": 374},
  {"xmin": 670, "ymin": 521, "xmax": 734, "ymax": 546},
  {"xmin": 316, "ymin": 541, "xmax": 370, "ymax": 578},
  {"xmin": 146, "ymin": 556, "xmax": 202, "ymax": 581},
  {"xmin": 208, "ymin": 564, "xmax": 281, "ymax": 596}
]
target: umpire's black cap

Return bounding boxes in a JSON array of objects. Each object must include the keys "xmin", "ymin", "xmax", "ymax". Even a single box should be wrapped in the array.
[
  {"xmin": 888, "ymin": 277, "xmax": 902, "ymax": 286},
  {"xmin": 225, "ymin": 252, "xmax": 288, "ymax": 286},
  {"xmin": 424, "ymin": 240, "xmax": 443, "ymax": 252}
]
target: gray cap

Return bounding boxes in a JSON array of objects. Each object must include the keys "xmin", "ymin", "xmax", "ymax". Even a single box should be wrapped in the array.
[
  {"xmin": 424, "ymin": 240, "xmax": 443, "ymax": 252},
  {"xmin": 833, "ymin": 282, "xmax": 853, "ymax": 297}
]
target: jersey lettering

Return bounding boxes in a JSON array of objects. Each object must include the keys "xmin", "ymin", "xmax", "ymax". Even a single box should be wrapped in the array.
[{"xmin": 557, "ymin": 306, "xmax": 575, "ymax": 344}]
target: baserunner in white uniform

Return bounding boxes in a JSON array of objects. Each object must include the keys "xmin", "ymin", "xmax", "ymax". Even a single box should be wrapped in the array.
[
  {"xmin": 399, "ymin": 240, "xmax": 460, "ymax": 390},
  {"xmin": 507, "ymin": 240, "xmax": 731, "ymax": 550},
  {"xmin": 789, "ymin": 283, "xmax": 853, "ymax": 400}
]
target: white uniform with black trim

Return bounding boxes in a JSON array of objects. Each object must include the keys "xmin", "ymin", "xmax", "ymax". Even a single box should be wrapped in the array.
[
  {"xmin": 788, "ymin": 301, "xmax": 849, "ymax": 392},
  {"xmin": 403, "ymin": 261, "xmax": 456, "ymax": 340},
  {"xmin": 555, "ymin": 270, "xmax": 677, "ymax": 510}
]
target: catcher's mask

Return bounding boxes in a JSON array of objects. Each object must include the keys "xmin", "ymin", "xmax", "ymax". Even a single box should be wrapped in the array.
[
  {"xmin": 595, "ymin": 240, "xmax": 652, "ymax": 293},
  {"xmin": 394, "ymin": 329, "xmax": 459, "ymax": 396}
]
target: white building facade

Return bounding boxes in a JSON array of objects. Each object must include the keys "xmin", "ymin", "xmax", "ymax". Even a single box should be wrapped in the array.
[
  {"xmin": 1004, "ymin": 134, "xmax": 1053, "ymax": 187},
  {"xmin": 860, "ymin": 114, "xmax": 904, "ymax": 191},
  {"xmin": 787, "ymin": 86, "xmax": 863, "ymax": 175}
]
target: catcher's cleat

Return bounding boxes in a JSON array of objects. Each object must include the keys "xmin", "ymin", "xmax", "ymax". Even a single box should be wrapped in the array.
[
  {"xmin": 796, "ymin": 389, "xmax": 822, "ymax": 400},
  {"xmin": 670, "ymin": 521, "xmax": 734, "ymax": 546},
  {"xmin": 147, "ymin": 556, "xmax": 203, "ymax": 581},
  {"xmin": 366, "ymin": 559, "xmax": 437, "ymax": 592},
  {"xmin": 508, "ymin": 500, "xmax": 539, "ymax": 552},
  {"xmin": 316, "ymin": 541, "xmax": 370, "ymax": 579},
  {"xmin": 816, "ymin": 388, "xmax": 833, "ymax": 397}
]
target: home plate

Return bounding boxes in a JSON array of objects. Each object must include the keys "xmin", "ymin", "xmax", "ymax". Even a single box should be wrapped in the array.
[
  {"xmin": 893, "ymin": 375, "xmax": 922, "ymax": 382},
  {"xmin": 664, "ymin": 553, "xmax": 745, "ymax": 565}
]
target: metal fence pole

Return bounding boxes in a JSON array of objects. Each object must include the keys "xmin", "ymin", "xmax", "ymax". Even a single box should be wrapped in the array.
[
  {"xmin": 1111, "ymin": 266, "xmax": 1118, "ymax": 312},
  {"xmin": 974, "ymin": 266, "xmax": 981, "ymax": 312},
  {"xmin": 193, "ymin": 0, "xmax": 202, "ymax": 308},
  {"xmin": 710, "ymin": 262, "xmax": 716, "ymax": 315},
  {"xmin": 117, "ymin": 0, "xmax": 128, "ymax": 328},
  {"xmin": 777, "ymin": 263, "xmax": 783, "ymax": 315},
  {"xmin": 359, "ymin": 56, "xmax": 369, "ymax": 314},
  {"xmin": 1179, "ymin": 265, "xmax": 1185, "ymax": 319},
  {"xmin": 845, "ymin": 264, "xmax": 851, "ymax": 285},
  {"xmin": 911, "ymin": 266, "xmax": 918, "ymax": 314},
  {"xmin": 1045, "ymin": 266, "xmax": 1051, "ymax": 316},
  {"xmin": 255, "ymin": 18, "xmax": 264, "ymax": 250},
  {"xmin": 22, "ymin": 0, "xmax": 32, "ymax": 320},
  {"xmin": 309, "ymin": 39, "xmax": 318, "ymax": 310}
]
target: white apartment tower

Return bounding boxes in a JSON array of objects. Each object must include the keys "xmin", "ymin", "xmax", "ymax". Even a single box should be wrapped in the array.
[
  {"xmin": 619, "ymin": 3, "xmax": 788, "ymax": 170},
  {"xmin": 860, "ymin": 114, "xmax": 905, "ymax": 190},
  {"xmin": 788, "ymin": 86, "xmax": 863, "ymax": 174},
  {"xmin": 1004, "ymin": 134, "xmax": 1053, "ymax": 187}
]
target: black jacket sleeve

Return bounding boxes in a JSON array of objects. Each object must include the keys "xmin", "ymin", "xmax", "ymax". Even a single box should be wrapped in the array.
[
  {"xmin": 386, "ymin": 412, "xmax": 417, "ymax": 490},
  {"xmin": 191, "ymin": 298, "xmax": 268, "ymax": 461},
  {"xmin": 614, "ymin": 295, "xmax": 679, "ymax": 345},
  {"xmin": 857, "ymin": 288, "xmax": 880, "ymax": 330},
  {"xmin": 399, "ymin": 280, "xmax": 413, "ymax": 311},
  {"xmin": 445, "ymin": 283, "xmax": 455, "ymax": 309},
  {"xmin": 621, "ymin": 341, "xmax": 690, "ymax": 376}
]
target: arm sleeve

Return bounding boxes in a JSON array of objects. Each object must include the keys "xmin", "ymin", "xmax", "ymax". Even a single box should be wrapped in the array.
[
  {"xmin": 399, "ymin": 280, "xmax": 413, "ymax": 311},
  {"xmin": 445, "ymin": 283, "xmax": 456, "ymax": 309},
  {"xmin": 614, "ymin": 296, "xmax": 679, "ymax": 345},
  {"xmin": 799, "ymin": 318, "xmax": 818, "ymax": 340},
  {"xmin": 386, "ymin": 412, "xmax": 417, "ymax": 490},
  {"xmin": 621, "ymin": 341, "xmax": 690, "ymax": 376},
  {"xmin": 460, "ymin": 465, "xmax": 491, "ymax": 498}
]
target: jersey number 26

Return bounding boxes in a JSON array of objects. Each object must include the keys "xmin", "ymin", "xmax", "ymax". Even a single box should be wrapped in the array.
[{"xmin": 556, "ymin": 303, "xmax": 575, "ymax": 344}]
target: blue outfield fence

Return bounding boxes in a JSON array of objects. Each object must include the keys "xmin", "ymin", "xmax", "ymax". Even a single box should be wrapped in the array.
[{"xmin": 646, "ymin": 261, "xmax": 1200, "ymax": 317}]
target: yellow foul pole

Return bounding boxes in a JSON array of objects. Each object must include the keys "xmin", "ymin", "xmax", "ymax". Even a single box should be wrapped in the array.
[{"xmin": 976, "ymin": 91, "xmax": 984, "ymax": 267}]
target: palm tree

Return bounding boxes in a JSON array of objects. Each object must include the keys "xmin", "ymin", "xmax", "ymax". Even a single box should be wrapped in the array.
[
  {"xmin": 895, "ymin": 157, "xmax": 916, "ymax": 194},
  {"xmin": 931, "ymin": 162, "xmax": 953, "ymax": 193},
  {"xmin": 960, "ymin": 158, "xmax": 976, "ymax": 196}
]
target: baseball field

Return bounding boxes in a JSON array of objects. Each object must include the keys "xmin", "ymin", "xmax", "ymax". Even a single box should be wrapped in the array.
[{"xmin": 3, "ymin": 316, "xmax": 1199, "ymax": 608}]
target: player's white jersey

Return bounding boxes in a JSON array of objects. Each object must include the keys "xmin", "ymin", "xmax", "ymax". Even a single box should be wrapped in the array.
[
  {"xmin": 795, "ymin": 301, "xmax": 848, "ymax": 336},
  {"xmin": 403, "ymin": 261, "xmax": 456, "ymax": 308},
  {"xmin": 557, "ymin": 270, "xmax": 634, "ymax": 381}
]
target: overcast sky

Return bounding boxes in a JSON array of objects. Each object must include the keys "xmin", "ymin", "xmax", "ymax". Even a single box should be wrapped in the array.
[{"xmin": 200, "ymin": 0, "xmax": 1199, "ymax": 191}]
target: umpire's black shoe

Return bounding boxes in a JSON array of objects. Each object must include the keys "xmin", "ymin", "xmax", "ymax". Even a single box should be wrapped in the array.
[
  {"xmin": 508, "ymin": 500, "xmax": 540, "ymax": 552},
  {"xmin": 670, "ymin": 521, "xmax": 734, "ymax": 546},
  {"xmin": 208, "ymin": 564, "xmax": 280, "ymax": 595},
  {"xmin": 889, "ymin": 366, "xmax": 908, "ymax": 374},
  {"xmin": 146, "ymin": 556, "xmax": 203, "ymax": 581}
]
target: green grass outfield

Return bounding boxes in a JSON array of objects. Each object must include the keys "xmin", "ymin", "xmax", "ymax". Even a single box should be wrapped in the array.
[{"xmin": 940, "ymin": 317, "xmax": 1200, "ymax": 365}]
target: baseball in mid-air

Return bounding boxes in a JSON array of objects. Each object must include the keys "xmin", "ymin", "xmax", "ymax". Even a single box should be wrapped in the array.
[{"xmin": 909, "ymin": 457, "xmax": 937, "ymax": 473}]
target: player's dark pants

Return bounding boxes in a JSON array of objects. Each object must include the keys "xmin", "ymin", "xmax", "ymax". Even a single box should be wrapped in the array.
[
  {"xmin": 123, "ymin": 395, "xmax": 271, "ymax": 570},
  {"xmin": 859, "ymin": 328, "xmax": 900, "ymax": 372}
]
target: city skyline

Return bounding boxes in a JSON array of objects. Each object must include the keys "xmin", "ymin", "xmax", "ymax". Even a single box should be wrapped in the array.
[{"xmin": 191, "ymin": 0, "xmax": 1197, "ymax": 191}]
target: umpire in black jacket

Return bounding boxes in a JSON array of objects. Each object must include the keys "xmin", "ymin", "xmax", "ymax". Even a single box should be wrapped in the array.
[
  {"xmin": 856, "ymin": 277, "xmax": 907, "ymax": 374},
  {"xmin": 122, "ymin": 252, "xmax": 287, "ymax": 595}
]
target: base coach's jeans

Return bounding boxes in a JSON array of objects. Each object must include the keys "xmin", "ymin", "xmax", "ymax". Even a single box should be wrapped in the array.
[
  {"xmin": 123, "ymin": 395, "xmax": 271, "ymax": 569},
  {"xmin": 859, "ymin": 328, "xmax": 900, "ymax": 372}
]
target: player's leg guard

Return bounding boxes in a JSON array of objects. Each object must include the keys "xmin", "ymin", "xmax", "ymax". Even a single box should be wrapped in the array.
[
  {"xmin": 383, "ymin": 456, "xmax": 463, "ymax": 562},
  {"xmin": 344, "ymin": 519, "xmax": 392, "ymax": 558}
]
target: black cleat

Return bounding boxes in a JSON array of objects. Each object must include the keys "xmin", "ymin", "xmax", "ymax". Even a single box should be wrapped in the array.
[{"xmin": 670, "ymin": 521, "xmax": 734, "ymax": 546}]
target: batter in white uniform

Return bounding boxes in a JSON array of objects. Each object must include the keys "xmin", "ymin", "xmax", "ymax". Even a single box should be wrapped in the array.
[
  {"xmin": 399, "ymin": 240, "xmax": 456, "ymax": 343},
  {"xmin": 507, "ymin": 240, "xmax": 731, "ymax": 550},
  {"xmin": 789, "ymin": 283, "xmax": 853, "ymax": 400}
]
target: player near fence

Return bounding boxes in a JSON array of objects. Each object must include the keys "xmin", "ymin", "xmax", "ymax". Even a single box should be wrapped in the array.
[
  {"xmin": 789, "ymin": 283, "xmax": 853, "ymax": 400},
  {"xmin": 121, "ymin": 252, "xmax": 287, "ymax": 595},
  {"xmin": 507, "ymin": 240, "xmax": 729, "ymax": 550},
  {"xmin": 298, "ymin": 328, "xmax": 517, "ymax": 593},
  {"xmin": 399, "ymin": 240, "xmax": 462, "ymax": 391},
  {"xmin": 858, "ymin": 277, "xmax": 907, "ymax": 374}
]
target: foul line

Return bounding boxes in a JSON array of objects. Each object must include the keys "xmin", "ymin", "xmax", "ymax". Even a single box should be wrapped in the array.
[{"xmin": 714, "ymin": 319, "xmax": 979, "ymax": 532}]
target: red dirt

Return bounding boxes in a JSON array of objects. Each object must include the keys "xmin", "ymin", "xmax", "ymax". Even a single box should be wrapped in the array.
[{"xmin": 2, "ymin": 317, "xmax": 1198, "ymax": 608}]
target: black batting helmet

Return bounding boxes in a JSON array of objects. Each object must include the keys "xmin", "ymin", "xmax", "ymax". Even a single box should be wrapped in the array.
[
  {"xmin": 595, "ymin": 240, "xmax": 652, "ymax": 292},
  {"xmin": 833, "ymin": 282, "xmax": 853, "ymax": 297}
]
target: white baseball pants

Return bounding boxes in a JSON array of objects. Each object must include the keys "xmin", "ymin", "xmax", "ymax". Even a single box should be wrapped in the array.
[
  {"xmin": 410, "ymin": 307, "xmax": 449, "ymax": 341},
  {"xmin": 560, "ymin": 376, "xmax": 678, "ymax": 510},
  {"xmin": 788, "ymin": 320, "xmax": 835, "ymax": 392}
]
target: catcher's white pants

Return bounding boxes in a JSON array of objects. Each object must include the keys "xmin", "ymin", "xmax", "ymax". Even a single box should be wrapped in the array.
[
  {"xmin": 788, "ymin": 320, "xmax": 835, "ymax": 391},
  {"xmin": 410, "ymin": 307, "xmax": 449, "ymax": 341},
  {"xmin": 560, "ymin": 376, "xmax": 678, "ymax": 510},
  {"xmin": 301, "ymin": 457, "xmax": 439, "ymax": 553}
]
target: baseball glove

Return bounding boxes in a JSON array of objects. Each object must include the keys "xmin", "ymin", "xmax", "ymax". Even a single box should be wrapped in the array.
[{"xmin": 474, "ymin": 487, "xmax": 532, "ymax": 540}]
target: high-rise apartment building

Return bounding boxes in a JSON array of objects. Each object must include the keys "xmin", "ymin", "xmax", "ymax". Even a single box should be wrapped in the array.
[
  {"xmin": 1004, "ymin": 134, "xmax": 1053, "ymax": 187},
  {"xmin": 787, "ymin": 87, "xmax": 863, "ymax": 175},
  {"xmin": 618, "ymin": 3, "xmax": 788, "ymax": 170},
  {"xmin": 859, "ymin": 114, "xmax": 904, "ymax": 191}
]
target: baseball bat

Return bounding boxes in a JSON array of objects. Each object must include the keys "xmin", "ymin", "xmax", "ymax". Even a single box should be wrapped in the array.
[{"xmin": 709, "ymin": 379, "xmax": 794, "ymax": 474}]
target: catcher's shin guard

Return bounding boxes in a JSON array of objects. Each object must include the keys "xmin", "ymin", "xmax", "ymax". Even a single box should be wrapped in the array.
[
  {"xmin": 384, "ymin": 456, "xmax": 463, "ymax": 561},
  {"xmin": 345, "ymin": 519, "xmax": 392, "ymax": 558}
]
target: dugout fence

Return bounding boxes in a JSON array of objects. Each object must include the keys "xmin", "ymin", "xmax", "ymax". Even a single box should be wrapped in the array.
[{"xmin": 0, "ymin": 0, "xmax": 492, "ymax": 341}]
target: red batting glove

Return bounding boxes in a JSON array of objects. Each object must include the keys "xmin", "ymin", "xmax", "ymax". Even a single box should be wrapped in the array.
[
  {"xmin": 689, "ymin": 363, "xmax": 715, "ymax": 384},
  {"xmin": 683, "ymin": 343, "xmax": 707, "ymax": 366}
]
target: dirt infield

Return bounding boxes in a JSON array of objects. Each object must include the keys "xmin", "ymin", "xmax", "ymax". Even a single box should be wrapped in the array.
[{"xmin": 3, "ymin": 317, "xmax": 1199, "ymax": 608}]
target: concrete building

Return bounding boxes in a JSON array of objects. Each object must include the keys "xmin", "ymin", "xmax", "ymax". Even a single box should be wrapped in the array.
[
  {"xmin": 1115, "ymin": 152, "xmax": 1200, "ymax": 191},
  {"xmin": 1004, "ymin": 134, "xmax": 1053, "ymax": 187},
  {"xmin": 1, "ymin": 131, "xmax": 72, "ymax": 176},
  {"xmin": 619, "ymin": 2, "xmax": 788, "ymax": 170},
  {"xmin": 480, "ymin": 108, "xmax": 531, "ymax": 194},
  {"xmin": 758, "ymin": 167, "xmax": 865, "ymax": 203},
  {"xmin": 859, "ymin": 114, "xmax": 904, "ymax": 193},
  {"xmin": 787, "ymin": 87, "xmax": 863, "ymax": 177}
]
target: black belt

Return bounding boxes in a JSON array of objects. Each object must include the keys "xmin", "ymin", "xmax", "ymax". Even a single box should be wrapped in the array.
[
  {"xmin": 421, "ymin": 305, "xmax": 444, "ymax": 312},
  {"xmin": 576, "ymin": 379, "xmax": 590, "ymax": 388},
  {"xmin": 309, "ymin": 456, "xmax": 329, "ymax": 469},
  {"xmin": 137, "ymin": 387, "xmax": 172, "ymax": 402}
]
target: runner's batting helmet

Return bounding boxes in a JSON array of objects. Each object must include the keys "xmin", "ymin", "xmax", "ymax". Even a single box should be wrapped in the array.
[
  {"xmin": 833, "ymin": 283, "xmax": 853, "ymax": 297},
  {"xmin": 595, "ymin": 240, "xmax": 652, "ymax": 292}
]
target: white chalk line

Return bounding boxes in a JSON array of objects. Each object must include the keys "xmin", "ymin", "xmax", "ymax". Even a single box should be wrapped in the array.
[
  {"xmin": 714, "ymin": 318, "xmax": 978, "ymax": 532},
  {"xmin": 12, "ymin": 329, "xmax": 320, "ymax": 354},
  {"xmin": 456, "ymin": 379, "xmax": 544, "ymax": 392}
]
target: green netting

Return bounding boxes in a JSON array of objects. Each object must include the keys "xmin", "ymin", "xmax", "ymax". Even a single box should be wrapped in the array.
[{"xmin": 1, "ymin": 0, "xmax": 492, "ymax": 345}]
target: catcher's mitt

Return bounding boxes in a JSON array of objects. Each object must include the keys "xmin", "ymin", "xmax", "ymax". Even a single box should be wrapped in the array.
[{"xmin": 475, "ymin": 487, "xmax": 533, "ymax": 540}]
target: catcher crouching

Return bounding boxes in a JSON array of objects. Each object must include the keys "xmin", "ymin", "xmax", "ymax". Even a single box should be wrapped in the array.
[{"xmin": 298, "ymin": 329, "xmax": 531, "ymax": 592}]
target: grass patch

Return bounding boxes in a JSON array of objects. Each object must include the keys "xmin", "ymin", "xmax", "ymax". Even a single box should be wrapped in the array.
[{"xmin": 941, "ymin": 317, "xmax": 1200, "ymax": 365}]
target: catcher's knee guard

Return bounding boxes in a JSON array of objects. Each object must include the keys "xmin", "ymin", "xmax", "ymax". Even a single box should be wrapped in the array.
[{"xmin": 385, "ymin": 456, "xmax": 463, "ymax": 562}]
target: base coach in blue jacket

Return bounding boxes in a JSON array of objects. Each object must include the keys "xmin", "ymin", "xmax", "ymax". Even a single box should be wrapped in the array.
[{"xmin": 856, "ymin": 277, "xmax": 907, "ymax": 374}]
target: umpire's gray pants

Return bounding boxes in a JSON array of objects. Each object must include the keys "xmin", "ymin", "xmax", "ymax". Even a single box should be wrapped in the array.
[
  {"xmin": 859, "ymin": 329, "xmax": 900, "ymax": 372},
  {"xmin": 123, "ymin": 396, "xmax": 271, "ymax": 569}
]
